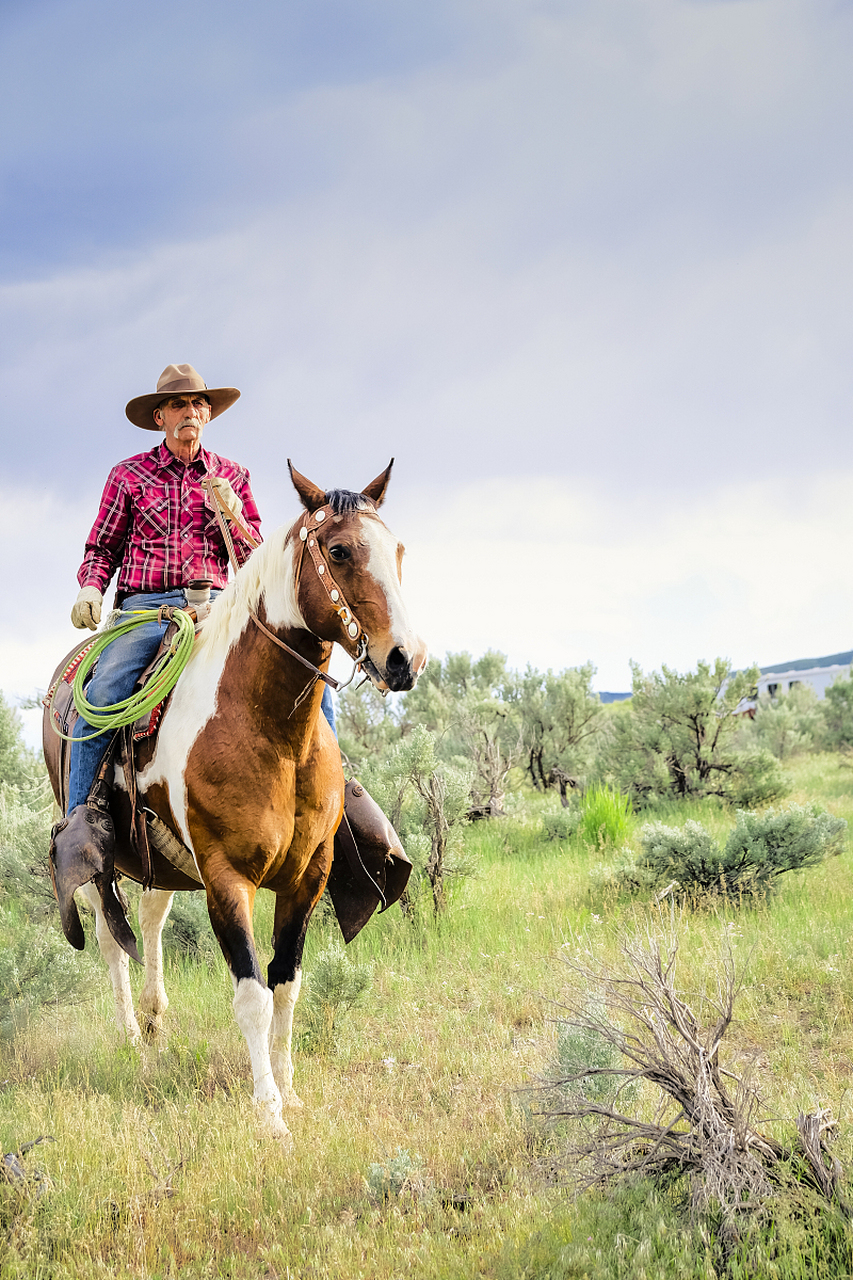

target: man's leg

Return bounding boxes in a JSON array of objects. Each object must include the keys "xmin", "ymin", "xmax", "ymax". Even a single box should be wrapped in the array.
[
  {"xmin": 53, "ymin": 594, "xmax": 181, "ymax": 957},
  {"xmin": 66, "ymin": 603, "xmax": 177, "ymax": 809},
  {"xmin": 320, "ymin": 683, "xmax": 337, "ymax": 736}
]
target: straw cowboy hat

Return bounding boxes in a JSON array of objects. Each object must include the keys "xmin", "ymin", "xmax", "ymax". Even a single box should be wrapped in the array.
[{"xmin": 125, "ymin": 364, "xmax": 241, "ymax": 430}]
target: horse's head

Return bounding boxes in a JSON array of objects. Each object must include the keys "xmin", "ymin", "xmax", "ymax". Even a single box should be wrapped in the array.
[{"xmin": 288, "ymin": 460, "xmax": 428, "ymax": 693}]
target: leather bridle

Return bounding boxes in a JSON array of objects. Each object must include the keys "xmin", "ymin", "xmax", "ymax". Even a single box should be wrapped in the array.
[{"xmin": 202, "ymin": 478, "xmax": 371, "ymax": 709}]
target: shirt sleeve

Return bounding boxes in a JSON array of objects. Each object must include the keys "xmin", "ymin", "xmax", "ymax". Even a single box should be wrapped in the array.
[{"xmin": 77, "ymin": 466, "xmax": 132, "ymax": 594}]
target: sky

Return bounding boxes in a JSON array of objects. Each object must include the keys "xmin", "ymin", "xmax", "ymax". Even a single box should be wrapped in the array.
[{"xmin": 4, "ymin": 0, "xmax": 853, "ymax": 747}]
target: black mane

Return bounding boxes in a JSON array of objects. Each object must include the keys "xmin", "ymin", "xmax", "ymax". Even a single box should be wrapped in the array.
[{"xmin": 324, "ymin": 489, "xmax": 375, "ymax": 515}]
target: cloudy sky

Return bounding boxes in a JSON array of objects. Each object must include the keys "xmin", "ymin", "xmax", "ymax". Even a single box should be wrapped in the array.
[{"xmin": 4, "ymin": 0, "xmax": 853, "ymax": 744}]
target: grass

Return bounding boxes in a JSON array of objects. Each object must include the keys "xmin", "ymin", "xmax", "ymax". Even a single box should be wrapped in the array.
[{"xmin": 2, "ymin": 755, "xmax": 853, "ymax": 1276}]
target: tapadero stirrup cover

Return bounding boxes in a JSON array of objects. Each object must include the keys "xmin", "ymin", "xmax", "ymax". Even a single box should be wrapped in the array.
[{"xmin": 326, "ymin": 780, "xmax": 412, "ymax": 943}]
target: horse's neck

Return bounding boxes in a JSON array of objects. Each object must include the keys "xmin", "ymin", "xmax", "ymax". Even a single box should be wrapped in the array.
[{"xmin": 227, "ymin": 612, "xmax": 332, "ymax": 747}]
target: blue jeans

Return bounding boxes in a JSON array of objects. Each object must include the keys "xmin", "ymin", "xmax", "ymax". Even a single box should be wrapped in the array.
[{"xmin": 67, "ymin": 589, "xmax": 337, "ymax": 810}]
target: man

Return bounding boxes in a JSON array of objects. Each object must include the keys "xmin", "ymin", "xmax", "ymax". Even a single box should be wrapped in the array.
[{"xmin": 63, "ymin": 364, "xmax": 262, "ymax": 820}]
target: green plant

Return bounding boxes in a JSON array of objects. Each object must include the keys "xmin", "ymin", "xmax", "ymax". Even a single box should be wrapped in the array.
[
  {"xmin": 0, "ymin": 908, "xmax": 95, "ymax": 1040},
  {"xmin": 365, "ymin": 1147, "xmax": 428, "ymax": 1201},
  {"xmin": 603, "ymin": 658, "xmax": 788, "ymax": 808},
  {"xmin": 630, "ymin": 803, "xmax": 846, "ymax": 900},
  {"xmin": 578, "ymin": 784, "xmax": 632, "ymax": 849},
  {"xmin": 161, "ymin": 891, "xmax": 220, "ymax": 963},
  {"xmin": 542, "ymin": 807, "xmax": 581, "ymax": 843},
  {"xmin": 299, "ymin": 939, "xmax": 373, "ymax": 1055}
]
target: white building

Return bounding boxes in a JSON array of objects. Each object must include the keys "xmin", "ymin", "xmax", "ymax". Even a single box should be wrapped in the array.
[{"xmin": 754, "ymin": 649, "xmax": 853, "ymax": 700}]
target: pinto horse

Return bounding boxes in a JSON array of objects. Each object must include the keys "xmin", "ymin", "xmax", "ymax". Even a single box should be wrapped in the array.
[{"xmin": 43, "ymin": 462, "xmax": 427, "ymax": 1140}]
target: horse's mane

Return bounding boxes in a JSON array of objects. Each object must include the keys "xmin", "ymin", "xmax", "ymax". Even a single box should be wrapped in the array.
[{"xmin": 194, "ymin": 525, "xmax": 293, "ymax": 660}]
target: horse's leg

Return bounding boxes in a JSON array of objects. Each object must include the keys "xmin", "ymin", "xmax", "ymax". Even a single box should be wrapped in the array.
[
  {"xmin": 78, "ymin": 881, "xmax": 142, "ymax": 1044},
  {"xmin": 205, "ymin": 873, "xmax": 288, "ymax": 1139},
  {"xmin": 268, "ymin": 842, "xmax": 333, "ymax": 1109},
  {"xmin": 138, "ymin": 888, "xmax": 175, "ymax": 1043}
]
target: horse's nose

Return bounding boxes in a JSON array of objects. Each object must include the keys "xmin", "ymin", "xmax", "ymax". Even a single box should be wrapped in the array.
[{"xmin": 385, "ymin": 646, "xmax": 416, "ymax": 692}]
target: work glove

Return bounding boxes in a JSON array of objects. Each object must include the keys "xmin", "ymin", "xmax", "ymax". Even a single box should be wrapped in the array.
[
  {"xmin": 208, "ymin": 476, "xmax": 243, "ymax": 520},
  {"xmin": 71, "ymin": 586, "xmax": 103, "ymax": 631}
]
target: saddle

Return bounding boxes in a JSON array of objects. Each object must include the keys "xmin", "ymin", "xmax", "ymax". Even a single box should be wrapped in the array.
[{"xmin": 44, "ymin": 629, "xmax": 411, "ymax": 944}]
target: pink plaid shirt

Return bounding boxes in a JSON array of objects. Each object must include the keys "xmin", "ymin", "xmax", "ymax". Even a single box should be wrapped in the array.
[{"xmin": 78, "ymin": 441, "xmax": 262, "ymax": 598}]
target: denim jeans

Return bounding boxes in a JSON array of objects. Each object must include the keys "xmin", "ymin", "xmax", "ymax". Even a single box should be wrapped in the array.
[{"xmin": 67, "ymin": 588, "xmax": 338, "ymax": 810}]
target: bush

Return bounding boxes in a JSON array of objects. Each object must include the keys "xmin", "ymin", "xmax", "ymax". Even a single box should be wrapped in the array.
[
  {"xmin": 541, "ymin": 808, "xmax": 581, "ymax": 843},
  {"xmin": 359, "ymin": 725, "xmax": 474, "ymax": 915},
  {"xmin": 299, "ymin": 940, "xmax": 373, "ymax": 1055},
  {"xmin": 741, "ymin": 683, "xmax": 821, "ymax": 760},
  {"xmin": 603, "ymin": 658, "xmax": 788, "ymax": 809},
  {"xmin": 161, "ymin": 891, "xmax": 220, "ymax": 964},
  {"xmin": 820, "ymin": 670, "xmax": 853, "ymax": 751},
  {"xmin": 0, "ymin": 909, "xmax": 96, "ymax": 1040},
  {"xmin": 629, "ymin": 803, "xmax": 846, "ymax": 900}
]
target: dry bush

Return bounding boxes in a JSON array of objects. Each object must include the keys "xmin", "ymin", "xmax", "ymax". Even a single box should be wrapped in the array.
[{"xmin": 540, "ymin": 928, "xmax": 849, "ymax": 1236}]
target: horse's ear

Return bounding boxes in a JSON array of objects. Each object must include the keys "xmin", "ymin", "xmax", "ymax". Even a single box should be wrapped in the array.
[
  {"xmin": 361, "ymin": 459, "xmax": 394, "ymax": 509},
  {"xmin": 288, "ymin": 460, "xmax": 326, "ymax": 511}
]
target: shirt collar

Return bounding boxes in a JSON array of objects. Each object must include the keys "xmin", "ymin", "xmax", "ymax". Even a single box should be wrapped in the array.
[{"xmin": 154, "ymin": 440, "xmax": 212, "ymax": 474}]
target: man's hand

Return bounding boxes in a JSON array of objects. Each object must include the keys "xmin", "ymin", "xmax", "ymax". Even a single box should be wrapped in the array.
[
  {"xmin": 208, "ymin": 476, "xmax": 243, "ymax": 521},
  {"xmin": 71, "ymin": 586, "xmax": 103, "ymax": 631}
]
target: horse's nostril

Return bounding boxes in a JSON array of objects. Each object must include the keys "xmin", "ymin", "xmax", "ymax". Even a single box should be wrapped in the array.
[
  {"xmin": 385, "ymin": 646, "xmax": 415, "ymax": 691},
  {"xmin": 387, "ymin": 646, "xmax": 409, "ymax": 674}
]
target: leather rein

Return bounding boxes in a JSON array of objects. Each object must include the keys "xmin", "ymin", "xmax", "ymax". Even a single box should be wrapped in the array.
[{"xmin": 202, "ymin": 478, "xmax": 369, "ymax": 712}]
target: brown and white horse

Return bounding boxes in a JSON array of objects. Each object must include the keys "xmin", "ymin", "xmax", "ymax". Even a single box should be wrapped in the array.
[{"xmin": 44, "ymin": 462, "xmax": 426, "ymax": 1141}]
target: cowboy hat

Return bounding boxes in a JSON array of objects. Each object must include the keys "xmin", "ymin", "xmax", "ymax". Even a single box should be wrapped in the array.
[{"xmin": 125, "ymin": 364, "xmax": 241, "ymax": 430}]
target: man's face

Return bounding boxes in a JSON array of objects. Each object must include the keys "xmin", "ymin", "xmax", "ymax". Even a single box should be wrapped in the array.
[{"xmin": 154, "ymin": 394, "xmax": 212, "ymax": 453}]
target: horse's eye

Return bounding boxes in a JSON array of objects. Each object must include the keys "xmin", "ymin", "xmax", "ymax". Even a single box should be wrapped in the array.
[{"xmin": 328, "ymin": 545, "xmax": 350, "ymax": 562}]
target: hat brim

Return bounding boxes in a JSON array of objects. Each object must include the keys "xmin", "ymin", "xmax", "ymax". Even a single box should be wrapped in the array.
[{"xmin": 125, "ymin": 387, "xmax": 241, "ymax": 430}]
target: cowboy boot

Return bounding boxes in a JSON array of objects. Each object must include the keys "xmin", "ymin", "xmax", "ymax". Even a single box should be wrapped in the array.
[
  {"xmin": 327, "ymin": 780, "xmax": 413, "ymax": 943},
  {"xmin": 49, "ymin": 797, "xmax": 141, "ymax": 964}
]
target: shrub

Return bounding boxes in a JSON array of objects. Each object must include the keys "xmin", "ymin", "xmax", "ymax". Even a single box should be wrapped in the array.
[
  {"xmin": 603, "ymin": 658, "xmax": 788, "ymax": 808},
  {"xmin": 741, "ymin": 683, "xmax": 821, "ymax": 760},
  {"xmin": 299, "ymin": 940, "xmax": 373, "ymax": 1055},
  {"xmin": 542, "ymin": 808, "xmax": 581, "ymax": 843},
  {"xmin": 820, "ymin": 670, "xmax": 853, "ymax": 751},
  {"xmin": 631, "ymin": 803, "xmax": 846, "ymax": 900},
  {"xmin": 0, "ymin": 909, "xmax": 96, "ymax": 1040},
  {"xmin": 359, "ymin": 725, "xmax": 474, "ymax": 915},
  {"xmin": 365, "ymin": 1148, "xmax": 428, "ymax": 1202},
  {"xmin": 161, "ymin": 891, "xmax": 220, "ymax": 964}
]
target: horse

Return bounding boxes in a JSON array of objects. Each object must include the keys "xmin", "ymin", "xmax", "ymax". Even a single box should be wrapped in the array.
[{"xmin": 43, "ymin": 461, "xmax": 427, "ymax": 1140}]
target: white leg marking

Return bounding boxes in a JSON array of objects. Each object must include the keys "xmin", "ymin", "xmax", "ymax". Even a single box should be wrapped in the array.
[
  {"xmin": 232, "ymin": 977, "xmax": 290, "ymax": 1140},
  {"xmin": 270, "ymin": 971, "xmax": 303, "ymax": 1108},
  {"xmin": 78, "ymin": 882, "xmax": 142, "ymax": 1045},
  {"xmin": 138, "ymin": 889, "xmax": 175, "ymax": 1042}
]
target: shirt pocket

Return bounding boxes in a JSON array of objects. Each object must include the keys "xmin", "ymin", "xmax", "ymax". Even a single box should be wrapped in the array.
[{"xmin": 133, "ymin": 483, "xmax": 171, "ymax": 542}]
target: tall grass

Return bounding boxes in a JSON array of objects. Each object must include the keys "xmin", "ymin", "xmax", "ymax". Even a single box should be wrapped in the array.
[
  {"xmin": 578, "ymin": 782, "xmax": 633, "ymax": 848},
  {"xmin": 1, "ymin": 756, "xmax": 853, "ymax": 1276}
]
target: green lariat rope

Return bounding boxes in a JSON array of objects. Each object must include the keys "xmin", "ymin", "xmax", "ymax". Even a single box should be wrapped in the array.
[{"xmin": 60, "ymin": 608, "xmax": 197, "ymax": 742}]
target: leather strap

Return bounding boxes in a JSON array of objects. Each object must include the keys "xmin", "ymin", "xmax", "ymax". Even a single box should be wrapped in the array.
[{"xmin": 202, "ymin": 477, "xmax": 342, "ymax": 693}]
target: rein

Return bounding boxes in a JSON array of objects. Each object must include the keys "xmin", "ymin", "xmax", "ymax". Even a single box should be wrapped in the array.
[{"xmin": 202, "ymin": 478, "xmax": 369, "ymax": 711}]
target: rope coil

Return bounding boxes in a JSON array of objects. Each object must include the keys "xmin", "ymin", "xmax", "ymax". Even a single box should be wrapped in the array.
[{"xmin": 50, "ymin": 608, "xmax": 197, "ymax": 741}]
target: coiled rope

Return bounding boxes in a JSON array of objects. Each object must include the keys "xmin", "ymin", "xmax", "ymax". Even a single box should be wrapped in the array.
[{"xmin": 51, "ymin": 608, "xmax": 196, "ymax": 741}]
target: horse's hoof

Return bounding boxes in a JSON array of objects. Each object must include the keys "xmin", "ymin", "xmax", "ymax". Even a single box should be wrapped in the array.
[
  {"xmin": 281, "ymin": 1090, "xmax": 304, "ymax": 1111},
  {"xmin": 139, "ymin": 1013, "xmax": 164, "ymax": 1045},
  {"xmin": 253, "ymin": 1095, "xmax": 292, "ymax": 1142}
]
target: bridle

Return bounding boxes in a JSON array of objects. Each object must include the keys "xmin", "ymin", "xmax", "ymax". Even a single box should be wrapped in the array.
[{"xmin": 202, "ymin": 478, "xmax": 371, "ymax": 711}]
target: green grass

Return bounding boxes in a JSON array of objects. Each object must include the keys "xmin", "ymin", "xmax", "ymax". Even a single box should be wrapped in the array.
[{"xmin": 3, "ymin": 756, "xmax": 853, "ymax": 1276}]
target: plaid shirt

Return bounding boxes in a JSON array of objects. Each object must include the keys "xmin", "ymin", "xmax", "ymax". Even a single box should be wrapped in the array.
[{"xmin": 78, "ymin": 441, "xmax": 262, "ymax": 597}]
